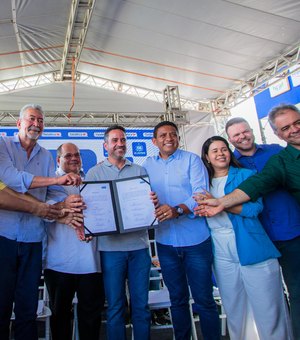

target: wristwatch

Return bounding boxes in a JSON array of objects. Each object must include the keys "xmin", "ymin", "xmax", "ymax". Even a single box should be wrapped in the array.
[{"xmin": 174, "ymin": 205, "xmax": 184, "ymax": 217}]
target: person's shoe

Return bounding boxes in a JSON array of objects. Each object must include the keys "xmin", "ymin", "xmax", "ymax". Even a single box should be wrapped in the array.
[{"xmin": 152, "ymin": 311, "xmax": 171, "ymax": 325}]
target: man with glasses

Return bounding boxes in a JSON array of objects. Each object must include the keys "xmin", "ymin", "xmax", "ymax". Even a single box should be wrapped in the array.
[
  {"xmin": 44, "ymin": 143, "xmax": 104, "ymax": 340},
  {"xmin": 0, "ymin": 104, "xmax": 82, "ymax": 340}
]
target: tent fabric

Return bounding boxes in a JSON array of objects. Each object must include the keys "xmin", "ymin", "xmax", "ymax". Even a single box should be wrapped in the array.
[{"xmin": 1, "ymin": 0, "xmax": 300, "ymax": 109}]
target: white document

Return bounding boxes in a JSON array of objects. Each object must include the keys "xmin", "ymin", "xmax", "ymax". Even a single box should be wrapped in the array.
[
  {"xmin": 115, "ymin": 176, "xmax": 157, "ymax": 231},
  {"xmin": 81, "ymin": 182, "xmax": 117, "ymax": 235}
]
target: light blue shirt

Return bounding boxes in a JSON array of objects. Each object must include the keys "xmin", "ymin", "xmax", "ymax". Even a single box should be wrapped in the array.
[
  {"xmin": 0, "ymin": 135, "xmax": 66, "ymax": 242},
  {"xmin": 143, "ymin": 148, "xmax": 210, "ymax": 247}
]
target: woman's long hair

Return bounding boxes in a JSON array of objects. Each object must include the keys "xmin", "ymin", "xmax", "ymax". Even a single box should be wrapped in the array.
[{"xmin": 201, "ymin": 136, "xmax": 242, "ymax": 185}]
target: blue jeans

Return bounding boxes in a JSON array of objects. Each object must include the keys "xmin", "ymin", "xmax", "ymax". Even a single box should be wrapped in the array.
[
  {"xmin": 157, "ymin": 238, "xmax": 220, "ymax": 340},
  {"xmin": 0, "ymin": 236, "xmax": 42, "ymax": 340},
  {"xmin": 101, "ymin": 248, "xmax": 151, "ymax": 340},
  {"xmin": 275, "ymin": 235, "xmax": 300, "ymax": 340}
]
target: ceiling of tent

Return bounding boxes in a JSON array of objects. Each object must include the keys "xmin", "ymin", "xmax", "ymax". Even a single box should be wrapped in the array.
[{"xmin": 1, "ymin": 0, "xmax": 300, "ymax": 118}]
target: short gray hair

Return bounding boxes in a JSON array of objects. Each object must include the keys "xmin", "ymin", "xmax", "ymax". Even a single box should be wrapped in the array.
[
  {"xmin": 268, "ymin": 104, "xmax": 300, "ymax": 131},
  {"xmin": 225, "ymin": 117, "xmax": 249, "ymax": 134},
  {"xmin": 19, "ymin": 104, "xmax": 44, "ymax": 119}
]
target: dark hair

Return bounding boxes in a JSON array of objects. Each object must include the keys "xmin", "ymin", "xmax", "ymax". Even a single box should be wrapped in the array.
[
  {"xmin": 201, "ymin": 136, "xmax": 241, "ymax": 185},
  {"xmin": 225, "ymin": 117, "xmax": 249, "ymax": 134},
  {"xmin": 104, "ymin": 125, "xmax": 126, "ymax": 142},
  {"xmin": 268, "ymin": 104, "xmax": 300, "ymax": 132},
  {"xmin": 153, "ymin": 121, "xmax": 179, "ymax": 138}
]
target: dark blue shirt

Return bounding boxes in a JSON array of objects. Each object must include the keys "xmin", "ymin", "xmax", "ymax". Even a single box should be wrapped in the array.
[{"xmin": 234, "ymin": 144, "xmax": 300, "ymax": 241}]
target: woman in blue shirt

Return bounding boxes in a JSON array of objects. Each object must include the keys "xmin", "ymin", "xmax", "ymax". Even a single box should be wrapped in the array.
[{"xmin": 195, "ymin": 136, "xmax": 292, "ymax": 340}]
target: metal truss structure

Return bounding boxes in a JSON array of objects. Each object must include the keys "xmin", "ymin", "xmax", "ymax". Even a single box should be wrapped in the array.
[
  {"xmin": 0, "ymin": 43, "xmax": 299, "ymax": 128},
  {"xmin": 0, "ymin": 73, "xmax": 53, "ymax": 93},
  {"xmin": 58, "ymin": 0, "xmax": 95, "ymax": 81},
  {"xmin": 213, "ymin": 43, "xmax": 300, "ymax": 116},
  {"xmin": 0, "ymin": 110, "xmax": 188, "ymax": 127}
]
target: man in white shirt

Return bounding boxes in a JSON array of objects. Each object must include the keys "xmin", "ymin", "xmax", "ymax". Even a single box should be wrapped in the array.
[{"xmin": 44, "ymin": 143, "xmax": 104, "ymax": 340}]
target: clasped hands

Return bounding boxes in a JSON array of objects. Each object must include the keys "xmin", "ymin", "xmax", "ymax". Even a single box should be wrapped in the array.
[
  {"xmin": 56, "ymin": 194, "xmax": 91, "ymax": 242},
  {"xmin": 193, "ymin": 190, "xmax": 224, "ymax": 217}
]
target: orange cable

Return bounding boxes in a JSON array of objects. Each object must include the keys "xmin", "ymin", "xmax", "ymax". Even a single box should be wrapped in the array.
[
  {"xmin": 0, "ymin": 59, "xmax": 61, "ymax": 72},
  {"xmin": 84, "ymin": 47, "xmax": 239, "ymax": 82},
  {"xmin": 68, "ymin": 57, "xmax": 76, "ymax": 121},
  {"xmin": 0, "ymin": 45, "xmax": 63, "ymax": 57},
  {"xmin": 80, "ymin": 60, "xmax": 224, "ymax": 93}
]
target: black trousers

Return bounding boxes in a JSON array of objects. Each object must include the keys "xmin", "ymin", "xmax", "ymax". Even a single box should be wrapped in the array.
[{"xmin": 44, "ymin": 269, "xmax": 105, "ymax": 340}]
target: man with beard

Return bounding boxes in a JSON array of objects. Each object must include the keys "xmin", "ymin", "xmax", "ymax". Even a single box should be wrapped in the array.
[
  {"xmin": 86, "ymin": 125, "xmax": 151, "ymax": 340},
  {"xmin": 0, "ymin": 104, "xmax": 82, "ymax": 340},
  {"xmin": 225, "ymin": 116, "xmax": 300, "ymax": 339}
]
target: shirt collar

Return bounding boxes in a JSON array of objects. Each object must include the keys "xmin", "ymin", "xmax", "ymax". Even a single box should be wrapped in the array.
[
  {"xmin": 13, "ymin": 134, "xmax": 41, "ymax": 155},
  {"xmin": 286, "ymin": 144, "xmax": 300, "ymax": 159},
  {"xmin": 56, "ymin": 167, "xmax": 85, "ymax": 179},
  {"xmin": 234, "ymin": 144, "xmax": 259, "ymax": 159},
  {"xmin": 103, "ymin": 158, "xmax": 132, "ymax": 167},
  {"xmin": 155, "ymin": 148, "xmax": 181, "ymax": 160}
]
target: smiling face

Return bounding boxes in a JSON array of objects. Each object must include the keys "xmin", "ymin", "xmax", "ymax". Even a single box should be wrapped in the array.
[
  {"xmin": 152, "ymin": 125, "xmax": 179, "ymax": 159},
  {"xmin": 273, "ymin": 109, "xmax": 300, "ymax": 149},
  {"xmin": 206, "ymin": 140, "xmax": 231, "ymax": 173},
  {"xmin": 58, "ymin": 143, "xmax": 82, "ymax": 174},
  {"xmin": 227, "ymin": 121, "xmax": 255, "ymax": 154},
  {"xmin": 17, "ymin": 108, "xmax": 44, "ymax": 142},
  {"xmin": 104, "ymin": 129, "xmax": 127, "ymax": 161}
]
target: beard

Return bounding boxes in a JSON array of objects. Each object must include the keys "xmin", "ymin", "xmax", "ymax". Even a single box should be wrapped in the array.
[{"xmin": 26, "ymin": 127, "xmax": 41, "ymax": 140}]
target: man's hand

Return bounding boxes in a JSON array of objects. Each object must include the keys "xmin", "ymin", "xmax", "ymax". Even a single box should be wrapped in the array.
[
  {"xmin": 150, "ymin": 191, "xmax": 159, "ymax": 208},
  {"xmin": 33, "ymin": 202, "xmax": 62, "ymax": 219},
  {"xmin": 155, "ymin": 204, "xmax": 178, "ymax": 222},
  {"xmin": 64, "ymin": 194, "xmax": 86, "ymax": 211},
  {"xmin": 57, "ymin": 211, "xmax": 84, "ymax": 229},
  {"xmin": 74, "ymin": 225, "xmax": 93, "ymax": 242},
  {"xmin": 56, "ymin": 173, "xmax": 82, "ymax": 186},
  {"xmin": 193, "ymin": 197, "xmax": 225, "ymax": 217}
]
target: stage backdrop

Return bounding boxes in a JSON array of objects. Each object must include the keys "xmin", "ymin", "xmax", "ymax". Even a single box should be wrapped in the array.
[{"xmin": 0, "ymin": 127, "xmax": 158, "ymax": 174}]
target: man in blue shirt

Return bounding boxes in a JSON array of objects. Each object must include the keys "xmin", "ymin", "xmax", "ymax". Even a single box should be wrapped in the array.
[
  {"xmin": 0, "ymin": 104, "xmax": 82, "ymax": 340},
  {"xmin": 143, "ymin": 121, "xmax": 220, "ymax": 340},
  {"xmin": 226, "ymin": 117, "xmax": 300, "ymax": 340}
]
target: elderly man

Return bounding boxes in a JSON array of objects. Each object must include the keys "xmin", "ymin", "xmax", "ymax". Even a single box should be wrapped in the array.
[
  {"xmin": 44, "ymin": 143, "xmax": 104, "ymax": 340},
  {"xmin": 143, "ymin": 121, "xmax": 220, "ymax": 340},
  {"xmin": 86, "ymin": 125, "xmax": 151, "ymax": 340},
  {"xmin": 196, "ymin": 104, "xmax": 300, "ymax": 339},
  {"xmin": 225, "ymin": 116, "xmax": 300, "ymax": 339},
  {"xmin": 0, "ymin": 104, "xmax": 82, "ymax": 340}
]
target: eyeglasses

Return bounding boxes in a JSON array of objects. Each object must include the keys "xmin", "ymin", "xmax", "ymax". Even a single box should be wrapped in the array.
[{"xmin": 60, "ymin": 153, "xmax": 81, "ymax": 160}]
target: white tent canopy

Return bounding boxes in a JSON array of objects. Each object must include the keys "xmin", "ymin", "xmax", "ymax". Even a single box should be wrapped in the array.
[{"xmin": 1, "ymin": 0, "xmax": 300, "ymax": 122}]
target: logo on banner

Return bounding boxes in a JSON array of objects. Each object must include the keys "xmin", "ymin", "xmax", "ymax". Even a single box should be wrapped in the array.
[
  {"xmin": 42, "ymin": 132, "xmax": 62, "ymax": 137},
  {"xmin": 94, "ymin": 132, "xmax": 105, "ymax": 138},
  {"xmin": 126, "ymin": 132, "xmax": 137, "ymax": 138},
  {"xmin": 132, "ymin": 142, "xmax": 147, "ymax": 156},
  {"xmin": 68, "ymin": 132, "xmax": 88, "ymax": 137}
]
